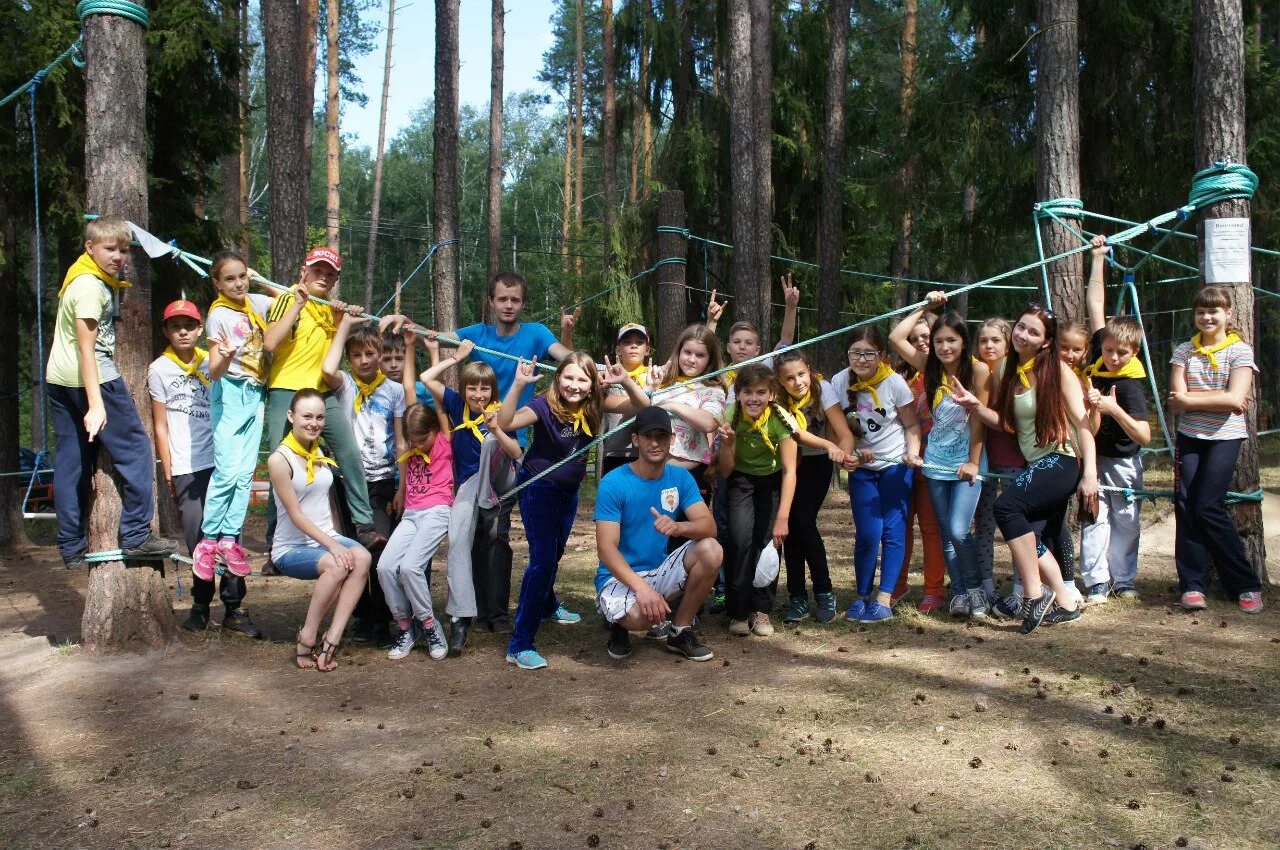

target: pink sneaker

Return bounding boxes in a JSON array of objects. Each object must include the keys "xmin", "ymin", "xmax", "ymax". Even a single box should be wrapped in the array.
[
  {"xmin": 918, "ymin": 594, "xmax": 945, "ymax": 614},
  {"xmin": 1179, "ymin": 591, "xmax": 1208, "ymax": 610},
  {"xmin": 1238, "ymin": 591, "xmax": 1264, "ymax": 614},
  {"xmin": 217, "ymin": 537, "xmax": 252, "ymax": 578},
  {"xmin": 191, "ymin": 538, "xmax": 219, "ymax": 581}
]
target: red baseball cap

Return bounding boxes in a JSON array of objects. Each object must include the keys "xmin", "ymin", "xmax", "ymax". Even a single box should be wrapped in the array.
[
  {"xmin": 305, "ymin": 246, "xmax": 342, "ymax": 272},
  {"xmin": 162, "ymin": 299, "xmax": 202, "ymax": 323}
]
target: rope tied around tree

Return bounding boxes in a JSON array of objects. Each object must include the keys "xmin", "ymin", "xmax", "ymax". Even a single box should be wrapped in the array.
[
  {"xmin": 1187, "ymin": 162, "xmax": 1258, "ymax": 209},
  {"xmin": 76, "ymin": 0, "xmax": 151, "ymax": 29}
]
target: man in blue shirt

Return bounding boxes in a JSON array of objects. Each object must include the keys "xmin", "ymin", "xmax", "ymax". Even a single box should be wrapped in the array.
[{"xmin": 594, "ymin": 406, "xmax": 722, "ymax": 661}]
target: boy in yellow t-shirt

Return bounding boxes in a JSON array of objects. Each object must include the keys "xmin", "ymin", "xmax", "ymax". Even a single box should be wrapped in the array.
[
  {"xmin": 45, "ymin": 216, "xmax": 178, "ymax": 567},
  {"xmin": 262, "ymin": 247, "xmax": 385, "ymax": 553}
]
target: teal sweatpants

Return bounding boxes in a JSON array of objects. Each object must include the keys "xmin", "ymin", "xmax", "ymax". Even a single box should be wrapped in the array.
[
  {"xmin": 264, "ymin": 387, "xmax": 373, "ymax": 543},
  {"xmin": 201, "ymin": 376, "xmax": 266, "ymax": 538}
]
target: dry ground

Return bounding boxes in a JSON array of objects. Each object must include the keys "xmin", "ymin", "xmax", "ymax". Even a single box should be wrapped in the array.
[{"xmin": 1, "ymin": 481, "xmax": 1278, "ymax": 850}]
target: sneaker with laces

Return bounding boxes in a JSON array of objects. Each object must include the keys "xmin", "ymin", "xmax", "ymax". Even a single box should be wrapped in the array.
[
  {"xmin": 123, "ymin": 533, "xmax": 180, "ymax": 559},
  {"xmin": 1085, "ymin": 583, "xmax": 1111, "ymax": 605},
  {"xmin": 843, "ymin": 597, "xmax": 867, "ymax": 621},
  {"xmin": 728, "ymin": 618, "xmax": 751, "ymax": 637},
  {"xmin": 607, "ymin": 624, "xmax": 633, "ymax": 659},
  {"xmin": 814, "ymin": 592, "xmax": 838, "ymax": 624},
  {"xmin": 666, "ymin": 626, "xmax": 713, "ymax": 661},
  {"xmin": 181, "ymin": 604, "xmax": 209, "ymax": 632},
  {"xmin": 191, "ymin": 538, "xmax": 219, "ymax": 582},
  {"xmin": 858, "ymin": 601, "xmax": 894, "ymax": 623},
  {"xmin": 550, "ymin": 604, "xmax": 582, "ymax": 625},
  {"xmin": 1179, "ymin": 591, "xmax": 1208, "ymax": 610},
  {"xmin": 750, "ymin": 612, "xmax": 774, "ymax": 636},
  {"xmin": 422, "ymin": 619, "xmax": 448, "ymax": 660},
  {"xmin": 782, "ymin": 596, "xmax": 811, "ymax": 624},
  {"xmin": 1239, "ymin": 591, "xmax": 1264, "ymax": 614},
  {"xmin": 217, "ymin": 537, "xmax": 252, "ymax": 577},
  {"xmin": 991, "ymin": 593, "xmax": 1023, "ymax": 620},
  {"xmin": 1019, "ymin": 587, "xmax": 1057, "ymax": 634},
  {"xmin": 645, "ymin": 621, "xmax": 672, "ymax": 639},
  {"xmin": 506, "ymin": 649, "xmax": 548, "ymax": 670},
  {"xmin": 967, "ymin": 588, "xmax": 989, "ymax": 620},
  {"xmin": 917, "ymin": 594, "xmax": 945, "ymax": 614},
  {"xmin": 387, "ymin": 626, "xmax": 417, "ymax": 660},
  {"xmin": 221, "ymin": 608, "xmax": 264, "ymax": 639},
  {"xmin": 948, "ymin": 593, "xmax": 970, "ymax": 618},
  {"xmin": 1041, "ymin": 604, "xmax": 1082, "ymax": 626},
  {"xmin": 1113, "ymin": 585, "xmax": 1139, "ymax": 600}
]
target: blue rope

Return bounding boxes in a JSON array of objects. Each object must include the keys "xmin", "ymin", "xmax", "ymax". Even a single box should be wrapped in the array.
[{"xmin": 375, "ymin": 238, "xmax": 458, "ymax": 316}]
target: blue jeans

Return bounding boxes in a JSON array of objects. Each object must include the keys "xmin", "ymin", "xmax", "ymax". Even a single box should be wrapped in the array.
[
  {"xmin": 924, "ymin": 476, "xmax": 984, "ymax": 594},
  {"xmin": 508, "ymin": 478, "xmax": 578, "ymax": 655},
  {"xmin": 848, "ymin": 464, "xmax": 913, "ymax": 598},
  {"xmin": 48, "ymin": 379, "xmax": 156, "ymax": 559},
  {"xmin": 201, "ymin": 376, "xmax": 265, "ymax": 538}
]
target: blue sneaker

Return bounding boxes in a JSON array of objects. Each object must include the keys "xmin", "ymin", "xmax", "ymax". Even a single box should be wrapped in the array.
[
  {"xmin": 549, "ymin": 605, "xmax": 581, "ymax": 625},
  {"xmin": 843, "ymin": 597, "xmax": 867, "ymax": 621},
  {"xmin": 505, "ymin": 649, "xmax": 548, "ymax": 670},
  {"xmin": 858, "ymin": 602, "xmax": 894, "ymax": 623}
]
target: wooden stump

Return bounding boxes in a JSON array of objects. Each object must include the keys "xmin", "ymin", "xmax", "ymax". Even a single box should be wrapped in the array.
[{"xmin": 81, "ymin": 562, "xmax": 177, "ymax": 653}]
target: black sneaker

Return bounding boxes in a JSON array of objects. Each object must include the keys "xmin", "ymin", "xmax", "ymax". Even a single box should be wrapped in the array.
[
  {"xmin": 448, "ymin": 617, "xmax": 470, "ymax": 657},
  {"xmin": 62, "ymin": 550, "xmax": 87, "ymax": 570},
  {"xmin": 181, "ymin": 604, "xmax": 210, "ymax": 632},
  {"xmin": 666, "ymin": 626, "xmax": 713, "ymax": 661},
  {"xmin": 782, "ymin": 595, "xmax": 811, "ymax": 624},
  {"xmin": 221, "ymin": 609, "xmax": 264, "ymax": 639},
  {"xmin": 355, "ymin": 524, "xmax": 387, "ymax": 553},
  {"xmin": 1019, "ymin": 588, "xmax": 1057, "ymax": 635},
  {"xmin": 991, "ymin": 593, "xmax": 1023, "ymax": 621},
  {"xmin": 122, "ymin": 534, "xmax": 180, "ymax": 559},
  {"xmin": 489, "ymin": 614, "xmax": 514, "ymax": 635},
  {"xmin": 1041, "ymin": 605, "xmax": 1082, "ymax": 626},
  {"xmin": 645, "ymin": 621, "xmax": 672, "ymax": 640},
  {"xmin": 607, "ymin": 624, "xmax": 633, "ymax": 660}
]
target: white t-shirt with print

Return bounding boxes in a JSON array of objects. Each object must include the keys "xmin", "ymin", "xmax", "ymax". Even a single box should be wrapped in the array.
[
  {"xmin": 334, "ymin": 371, "xmax": 407, "ymax": 482},
  {"xmin": 205, "ymin": 293, "xmax": 272, "ymax": 384},
  {"xmin": 147, "ymin": 353, "xmax": 214, "ymax": 476},
  {"xmin": 828, "ymin": 368, "xmax": 914, "ymax": 471}
]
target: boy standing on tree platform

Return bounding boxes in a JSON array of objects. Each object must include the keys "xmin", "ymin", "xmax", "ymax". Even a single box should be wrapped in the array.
[
  {"xmin": 45, "ymin": 216, "xmax": 177, "ymax": 568},
  {"xmin": 262, "ymin": 247, "xmax": 387, "ymax": 555}
]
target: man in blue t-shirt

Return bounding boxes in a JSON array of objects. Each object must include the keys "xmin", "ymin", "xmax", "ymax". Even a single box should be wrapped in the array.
[{"xmin": 594, "ymin": 406, "xmax": 723, "ymax": 662}]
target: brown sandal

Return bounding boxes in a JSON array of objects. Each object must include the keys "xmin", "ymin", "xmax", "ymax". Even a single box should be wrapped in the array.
[
  {"xmin": 295, "ymin": 631, "xmax": 318, "ymax": 670},
  {"xmin": 315, "ymin": 634, "xmax": 340, "ymax": 672}
]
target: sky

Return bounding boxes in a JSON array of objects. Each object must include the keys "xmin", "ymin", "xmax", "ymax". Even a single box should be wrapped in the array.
[{"xmin": 342, "ymin": 0, "xmax": 560, "ymax": 149}]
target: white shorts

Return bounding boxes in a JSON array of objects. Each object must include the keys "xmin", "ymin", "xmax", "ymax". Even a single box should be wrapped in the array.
[{"xmin": 596, "ymin": 540, "xmax": 694, "ymax": 624}]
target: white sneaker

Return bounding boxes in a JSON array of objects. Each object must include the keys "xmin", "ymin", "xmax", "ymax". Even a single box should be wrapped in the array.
[
  {"xmin": 423, "ymin": 618, "xmax": 448, "ymax": 660},
  {"xmin": 948, "ymin": 593, "xmax": 970, "ymax": 617},
  {"xmin": 387, "ymin": 626, "xmax": 417, "ymax": 660},
  {"xmin": 967, "ymin": 589, "xmax": 989, "ymax": 620}
]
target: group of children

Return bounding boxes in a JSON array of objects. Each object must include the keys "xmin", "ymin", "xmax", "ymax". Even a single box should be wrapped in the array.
[{"xmin": 47, "ymin": 218, "xmax": 1266, "ymax": 674}]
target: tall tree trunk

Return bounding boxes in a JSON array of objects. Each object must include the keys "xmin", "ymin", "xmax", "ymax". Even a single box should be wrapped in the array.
[
  {"xmin": 817, "ymin": 0, "xmax": 851, "ymax": 375},
  {"xmin": 602, "ymin": 0, "xmax": 618, "ymax": 267},
  {"xmin": 642, "ymin": 35, "xmax": 653, "ymax": 193},
  {"xmin": 572, "ymin": 0, "xmax": 585, "ymax": 279},
  {"xmin": 219, "ymin": 0, "xmax": 243, "ymax": 249},
  {"xmin": 432, "ymin": 0, "xmax": 461, "ymax": 331},
  {"xmin": 727, "ymin": 0, "xmax": 759, "ymax": 335},
  {"xmin": 561, "ymin": 87, "xmax": 574, "ymax": 274},
  {"xmin": 750, "ymin": 0, "xmax": 773, "ymax": 345},
  {"xmin": 1034, "ymin": 0, "xmax": 1084, "ymax": 321},
  {"xmin": 891, "ymin": 0, "xmax": 918, "ymax": 310},
  {"xmin": 364, "ymin": 0, "xmax": 396, "ymax": 310},
  {"xmin": 629, "ymin": 34, "xmax": 641, "ymax": 205},
  {"xmin": 324, "ymin": 0, "xmax": 341, "ymax": 250},
  {"xmin": 263, "ymin": 0, "xmax": 311, "ymax": 284},
  {"xmin": 301, "ymin": 0, "xmax": 319, "ymax": 176},
  {"xmin": 238, "ymin": 0, "xmax": 251, "ymax": 258},
  {"xmin": 954, "ymin": 181, "xmax": 977, "ymax": 318},
  {"xmin": 0, "ymin": 187, "xmax": 26, "ymax": 545},
  {"xmin": 1193, "ymin": 0, "xmax": 1268, "ymax": 583},
  {"xmin": 82, "ymin": 11, "xmax": 177, "ymax": 651},
  {"xmin": 486, "ymin": 0, "xmax": 505, "ymax": 305}
]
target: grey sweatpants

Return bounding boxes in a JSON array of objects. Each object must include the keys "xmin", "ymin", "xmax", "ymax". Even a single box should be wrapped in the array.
[
  {"xmin": 376, "ymin": 505, "xmax": 451, "ymax": 623},
  {"xmin": 1079, "ymin": 455, "xmax": 1143, "ymax": 589}
]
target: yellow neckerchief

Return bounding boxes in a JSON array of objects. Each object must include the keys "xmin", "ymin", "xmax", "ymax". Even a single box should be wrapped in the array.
[
  {"xmin": 352, "ymin": 370, "xmax": 386, "ymax": 413},
  {"xmin": 568, "ymin": 405, "xmax": 593, "ymax": 437},
  {"xmin": 210, "ymin": 293, "xmax": 267, "ymax": 332},
  {"xmin": 1070, "ymin": 363, "xmax": 1089, "ymax": 383},
  {"xmin": 624, "ymin": 362, "xmax": 648, "ymax": 387},
  {"xmin": 1016, "ymin": 357, "xmax": 1037, "ymax": 389},
  {"xmin": 848, "ymin": 361, "xmax": 895, "ymax": 408},
  {"xmin": 303, "ymin": 299, "xmax": 337, "ymax": 335},
  {"xmin": 58, "ymin": 252, "xmax": 131, "ymax": 297},
  {"xmin": 1190, "ymin": 331, "xmax": 1242, "ymax": 370},
  {"xmin": 281, "ymin": 432, "xmax": 336, "ymax": 484},
  {"xmin": 1085, "ymin": 355, "xmax": 1147, "ymax": 381},
  {"xmin": 785, "ymin": 389, "xmax": 811, "ymax": 433},
  {"xmin": 164, "ymin": 346, "xmax": 211, "ymax": 386},
  {"xmin": 740, "ymin": 405, "xmax": 776, "ymax": 453},
  {"xmin": 397, "ymin": 443, "xmax": 432, "ymax": 466},
  {"xmin": 724, "ymin": 369, "xmax": 737, "ymax": 387},
  {"xmin": 931, "ymin": 373, "xmax": 956, "ymax": 410},
  {"xmin": 453, "ymin": 401, "xmax": 501, "ymax": 443}
]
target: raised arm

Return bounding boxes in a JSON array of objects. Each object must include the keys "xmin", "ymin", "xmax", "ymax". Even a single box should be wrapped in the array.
[
  {"xmin": 263, "ymin": 281, "xmax": 308, "ymax": 353},
  {"xmin": 600, "ymin": 356, "xmax": 652, "ymax": 413},
  {"xmin": 1086, "ymin": 235, "xmax": 1109, "ymax": 334},
  {"xmin": 778, "ymin": 274, "xmax": 799, "ymax": 347},
  {"xmin": 889, "ymin": 291, "xmax": 945, "ymax": 371},
  {"xmin": 495, "ymin": 358, "xmax": 541, "ymax": 431},
  {"xmin": 321, "ymin": 312, "xmax": 365, "ymax": 390}
]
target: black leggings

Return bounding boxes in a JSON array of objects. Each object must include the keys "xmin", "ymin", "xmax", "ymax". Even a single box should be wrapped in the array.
[
  {"xmin": 1175, "ymin": 433, "xmax": 1261, "ymax": 595},
  {"xmin": 784, "ymin": 454, "xmax": 833, "ymax": 597},
  {"xmin": 994, "ymin": 453, "xmax": 1080, "ymax": 558},
  {"xmin": 724, "ymin": 469, "xmax": 781, "ymax": 620}
]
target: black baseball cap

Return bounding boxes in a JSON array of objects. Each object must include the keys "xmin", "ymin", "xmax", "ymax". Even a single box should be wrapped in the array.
[{"xmin": 631, "ymin": 406, "xmax": 673, "ymax": 435}]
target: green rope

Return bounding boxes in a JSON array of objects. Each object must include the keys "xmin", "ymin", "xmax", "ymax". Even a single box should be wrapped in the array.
[
  {"xmin": 1187, "ymin": 162, "xmax": 1258, "ymax": 208},
  {"xmin": 76, "ymin": 0, "xmax": 150, "ymax": 28},
  {"xmin": 0, "ymin": 38, "xmax": 83, "ymax": 109},
  {"xmin": 531, "ymin": 257, "xmax": 685, "ymax": 326},
  {"xmin": 84, "ymin": 550, "xmax": 191, "ymax": 564},
  {"xmin": 1033, "ymin": 198, "xmax": 1085, "ymax": 220}
]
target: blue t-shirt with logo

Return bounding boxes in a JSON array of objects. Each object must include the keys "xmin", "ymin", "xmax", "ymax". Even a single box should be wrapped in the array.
[
  {"xmin": 454, "ymin": 322, "xmax": 556, "ymax": 411},
  {"xmin": 592, "ymin": 463, "xmax": 703, "ymax": 592}
]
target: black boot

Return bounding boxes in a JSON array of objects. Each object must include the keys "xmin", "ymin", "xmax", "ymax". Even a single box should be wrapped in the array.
[
  {"xmin": 221, "ymin": 608, "xmax": 265, "ymax": 639},
  {"xmin": 181, "ymin": 604, "xmax": 210, "ymax": 632},
  {"xmin": 448, "ymin": 617, "xmax": 470, "ymax": 657}
]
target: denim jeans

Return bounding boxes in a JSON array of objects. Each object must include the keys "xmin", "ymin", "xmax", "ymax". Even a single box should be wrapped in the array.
[
  {"xmin": 923, "ymin": 475, "xmax": 984, "ymax": 594},
  {"xmin": 848, "ymin": 464, "xmax": 913, "ymax": 598}
]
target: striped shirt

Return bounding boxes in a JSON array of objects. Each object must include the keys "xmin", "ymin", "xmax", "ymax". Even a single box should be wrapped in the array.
[{"xmin": 1170, "ymin": 339, "xmax": 1257, "ymax": 440}]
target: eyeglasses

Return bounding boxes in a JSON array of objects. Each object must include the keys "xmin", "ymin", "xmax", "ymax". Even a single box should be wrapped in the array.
[{"xmin": 847, "ymin": 350, "xmax": 880, "ymax": 362}]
